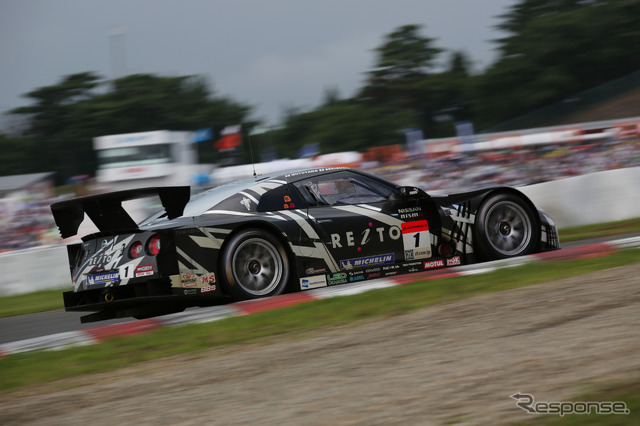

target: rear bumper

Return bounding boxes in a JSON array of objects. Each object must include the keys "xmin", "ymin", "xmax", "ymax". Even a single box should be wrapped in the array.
[
  {"xmin": 63, "ymin": 280, "xmax": 174, "ymax": 312},
  {"xmin": 63, "ymin": 278, "xmax": 229, "ymax": 323}
]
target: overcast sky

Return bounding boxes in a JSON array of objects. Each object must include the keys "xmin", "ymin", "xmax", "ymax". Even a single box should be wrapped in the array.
[{"xmin": 1, "ymin": 0, "xmax": 515, "ymax": 126}]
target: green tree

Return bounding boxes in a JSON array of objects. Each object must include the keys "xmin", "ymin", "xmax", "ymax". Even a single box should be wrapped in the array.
[
  {"xmin": 476, "ymin": 0, "xmax": 640, "ymax": 128},
  {"xmin": 8, "ymin": 3, "xmax": 640, "ymax": 177},
  {"xmin": 495, "ymin": 0, "xmax": 591, "ymax": 34},
  {"xmin": 10, "ymin": 73, "xmax": 254, "ymax": 181},
  {"xmin": 417, "ymin": 51, "xmax": 474, "ymax": 126},
  {"xmin": 273, "ymin": 101, "xmax": 410, "ymax": 157},
  {"xmin": 10, "ymin": 72, "xmax": 102, "ymax": 180},
  {"xmin": 0, "ymin": 134, "xmax": 41, "ymax": 176},
  {"xmin": 359, "ymin": 24, "xmax": 442, "ymax": 121},
  {"xmin": 81, "ymin": 74, "xmax": 252, "ymax": 165},
  {"xmin": 356, "ymin": 25, "xmax": 478, "ymax": 138}
]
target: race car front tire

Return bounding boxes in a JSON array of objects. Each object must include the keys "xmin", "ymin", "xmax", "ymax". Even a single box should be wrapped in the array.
[{"xmin": 474, "ymin": 192, "xmax": 540, "ymax": 260}]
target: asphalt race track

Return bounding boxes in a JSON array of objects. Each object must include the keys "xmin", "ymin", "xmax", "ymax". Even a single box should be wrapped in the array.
[{"xmin": 1, "ymin": 236, "xmax": 639, "ymax": 355}]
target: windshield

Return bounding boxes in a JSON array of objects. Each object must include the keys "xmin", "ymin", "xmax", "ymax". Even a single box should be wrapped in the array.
[{"xmin": 294, "ymin": 171, "xmax": 395, "ymax": 206}]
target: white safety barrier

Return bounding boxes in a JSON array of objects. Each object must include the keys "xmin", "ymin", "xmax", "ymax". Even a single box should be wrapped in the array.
[
  {"xmin": 0, "ymin": 245, "xmax": 70, "ymax": 296},
  {"xmin": 519, "ymin": 166, "xmax": 640, "ymax": 228},
  {"xmin": 0, "ymin": 167, "xmax": 638, "ymax": 296}
]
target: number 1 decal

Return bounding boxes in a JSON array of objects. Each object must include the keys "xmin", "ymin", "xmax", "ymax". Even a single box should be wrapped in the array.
[
  {"xmin": 401, "ymin": 220, "xmax": 432, "ymax": 260},
  {"xmin": 119, "ymin": 264, "xmax": 134, "ymax": 279}
]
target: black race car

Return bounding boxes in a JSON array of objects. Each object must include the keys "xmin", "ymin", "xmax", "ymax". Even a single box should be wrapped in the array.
[{"xmin": 51, "ymin": 167, "xmax": 559, "ymax": 323}]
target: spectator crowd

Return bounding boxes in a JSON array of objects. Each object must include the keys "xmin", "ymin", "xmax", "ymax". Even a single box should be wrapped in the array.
[{"xmin": 370, "ymin": 138, "xmax": 639, "ymax": 195}]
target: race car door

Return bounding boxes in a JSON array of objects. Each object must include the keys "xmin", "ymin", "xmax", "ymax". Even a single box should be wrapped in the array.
[{"xmin": 293, "ymin": 171, "xmax": 435, "ymax": 274}]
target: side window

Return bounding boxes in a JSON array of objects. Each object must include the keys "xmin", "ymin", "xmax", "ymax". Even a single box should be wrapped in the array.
[
  {"xmin": 294, "ymin": 172, "xmax": 394, "ymax": 206},
  {"xmin": 257, "ymin": 184, "xmax": 307, "ymax": 212}
]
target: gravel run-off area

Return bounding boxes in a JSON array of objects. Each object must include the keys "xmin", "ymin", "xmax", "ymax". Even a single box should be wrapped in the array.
[{"xmin": 1, "ymin": 263, "xmax": 639, "ymax": 425}]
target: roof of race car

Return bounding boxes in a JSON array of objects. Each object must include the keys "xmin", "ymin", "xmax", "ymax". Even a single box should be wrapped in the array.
[
  {"xmin": 221, "ymin": 166, "xmax": 351, "ymax": 184},
  {"xmin": 198, "ymin": 166, "xmax": 359, "ymax": 202},
  {"xmin": 139, "ymin": 167, "xmax": 358, "ymax": 225}
]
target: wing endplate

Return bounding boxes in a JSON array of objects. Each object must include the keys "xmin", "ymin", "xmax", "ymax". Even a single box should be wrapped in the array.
[{"xmin": 50, "ymin": 186, "xmax": 190, "ymax": 238}]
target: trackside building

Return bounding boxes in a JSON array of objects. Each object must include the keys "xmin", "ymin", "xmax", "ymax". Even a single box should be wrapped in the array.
[{"xmin": 94, "ymin": 130, "xmax": 197, "ymax": 190}]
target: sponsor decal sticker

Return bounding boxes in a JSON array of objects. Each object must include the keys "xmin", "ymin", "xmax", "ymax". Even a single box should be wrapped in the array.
[
  {"xmin": 86, "ymin": 271, "xmax": 120, "ymax": 286},
  {"xmin": 175, "ymin": 228, "xmax": 198, "ymax": 235},
  {"xmin": 401, "ymin": 220, "xmax": 429, "ymax": 234},
  {"xmin": 300, "ymin": 275, "xmax": 327, "ymax": 290},
  {"xmin": 404, "ymin": 247, "xmax": 431, "ymax": 261},
  {"xmin": 327, "ymin": 272, "xmax": 348, "ymax": 285},
  {"xmin": 397, "ymin": 206, "xmax": 423, "ymax": 219},
  {"xmin": 402, "ymin": 220, "xmax": 432, "ymax": 260},
  {"xmin": 330, "ymin": 226, "xmax": 401, "ymax": 249},
  {"xmin": 135, "ymin": 264, "xmax": 154, "ymax": 277},
  {"xmin": 424, "ymin": 259, "xmax": 445, "ymax": 270},
  {"xmin": 200, "ymin": 273, "xmax": 216, "ymax": 284},
  {"xmin": 284, "ymin": 167, "xmax": 346, "ymax": 178},
  {"xmin": 363, "ymin": 267, "xmax": 382, "ymax": 279},
  {"xmin": 349, "ymin": 275, "xmax": 365, "ymax": 282},
  {"xmin": 405, "ymin": 249, "xmax": 414, "ymax": 260},
  {"xmin": 240, "ymin": 197, "xmax": 252, "ymax": 211},
  {"xmin": 180, "ymin": 272, "xmax": 216, "ymax": 287},
  {"xmin": 87, "ymin": 253, "xmax": 113, "ymax": 266},
  {"xmin": 180, "ymin": 272, "xmax": 198, "ymax": 287},
  {"xmin": 201, "ymin": 285, "xmax": 217, "ymax": 293},
  {"xmin": 340, "ymin": 253, "xmax": 395, "ymax": 270},
  {"xmin": 446, "ymin": 256, "xmax": 461, "ymax": 266},
  {"xmin": 401, "ymin": 260, "xmax": 423, "ymax": 274}
]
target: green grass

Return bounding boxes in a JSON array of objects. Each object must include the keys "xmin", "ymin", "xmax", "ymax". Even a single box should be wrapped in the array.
[
  {"xmin": 559, "ymin": 217, "xmax": 640, "ymax": 243},
  {"xmin": 1, "ymin": 248, "xmax": 638, "ymax": 392},
  {"xmin": 0, "ymin": 288, "xmax": 66, "ymax": 317}
]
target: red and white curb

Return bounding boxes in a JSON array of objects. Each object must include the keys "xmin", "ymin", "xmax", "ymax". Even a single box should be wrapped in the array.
[{"xmin": 1, "ymin": 237, "xmax": 638, "ymax": 358}]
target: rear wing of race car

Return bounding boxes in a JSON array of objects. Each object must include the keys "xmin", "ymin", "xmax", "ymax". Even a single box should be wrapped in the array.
[{"xmin": 50, "ymin": 186, "xmax": 191, "ymax": 238}]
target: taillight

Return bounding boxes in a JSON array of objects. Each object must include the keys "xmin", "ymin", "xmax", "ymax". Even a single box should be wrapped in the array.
[
  {"xmin": 129, "ymin": 241, "xmax": 143, "ymax": 258},
  {"xmin": 147, "ymin": 235, "xmax": 161, "ymax": 256},
  {"xmin": 438, "ymin": 242, "xmax": 455, "ymax": 257}
]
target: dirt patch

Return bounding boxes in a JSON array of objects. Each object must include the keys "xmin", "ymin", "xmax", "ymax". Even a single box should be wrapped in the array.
[{"xmin": 1, "ymin": 264, "xmax": 639, "ymax": 425}]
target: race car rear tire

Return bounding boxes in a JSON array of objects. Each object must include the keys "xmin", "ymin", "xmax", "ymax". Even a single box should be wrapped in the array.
[
  {"xmin": 221, "ymin": 228, "xmax": 290, "ymax": 300},
  {"xmin": 474, "ymin": 193, "xmax": 539, "ymax": 260}
]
